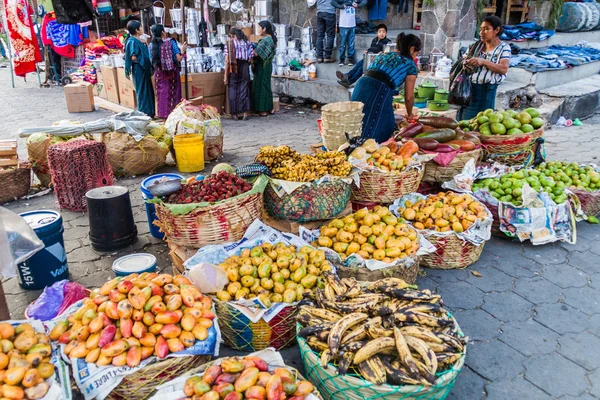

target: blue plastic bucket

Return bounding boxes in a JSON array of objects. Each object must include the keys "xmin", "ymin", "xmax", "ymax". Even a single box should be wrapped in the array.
[
  {"xmin": 141, "ymin": 173, "xmax": 183, "ymax": 239},
  {"xmin": 112, "ymin": 253, "xmax": 157, "ymax": 277},
  {"xmin": 17, "ymin": 210, "xmax": 69, "ymax": 290}
]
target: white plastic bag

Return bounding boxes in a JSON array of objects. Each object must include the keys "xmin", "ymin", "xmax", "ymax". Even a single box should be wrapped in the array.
[
  {"xmin": 0, "ymin": 207, "xmax": 44, "ymax": 279},
  {"xmin": 189, "ymin": 262, "xmax": 228, "ymax": 293}
]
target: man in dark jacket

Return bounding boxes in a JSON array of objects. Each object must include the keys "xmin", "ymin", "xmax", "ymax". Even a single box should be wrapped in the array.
[
  {"xmin": 316, "ymin": 0, "xmax": 337, "ymax": 63},
  {"xmin": 336, "ymin": 23, "xmax": 390, "ymax": 87}
]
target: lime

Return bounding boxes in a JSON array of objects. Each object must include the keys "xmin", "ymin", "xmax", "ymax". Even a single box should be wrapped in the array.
[
  {"xmin": 531, "ymin": 117, "xmax": 544, "ymax": 129},
  {"xmin": 491, "ymin": 123, "xmax": 507, "ymax": 135},
  {"xmin": 521, "ymin": 124, "xmax": 534, "ymax": 133},
  {"xmin": 502, "ymin": 117, "xmax": 517, "ymax": 130},
  {"xmin": 588, "ymin": 216, "xmax": 599, "ymax": 224},
  {"xmin": 507, "ymin": 110, "xmax": 518, "ymax": 118},
  {"xmin": 507, "ymin": 128, "xmax": 524, "ymax": 135},
  {"xmin": 484, "ymin": 109, "xmax": 494, "ymax": 116},
  {"xmin": 477, "ymin": 116, "xmax": 490, "ymax": 125},
  {"xmin": 489, "ymin": 113, "xmax": 504, "ymax": 124},
  {"xmin": 517, "ymin": 111, "xmax": 532, "ymax": 125},
  {"xmin": 525, "ymin": 108, "xmax": 540, "ymax": 118}
]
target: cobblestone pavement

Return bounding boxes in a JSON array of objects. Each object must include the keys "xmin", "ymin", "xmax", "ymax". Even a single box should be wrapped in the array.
[{"xmin": 1, "ymin": 67, "xmax": 600, "ymax": 399}]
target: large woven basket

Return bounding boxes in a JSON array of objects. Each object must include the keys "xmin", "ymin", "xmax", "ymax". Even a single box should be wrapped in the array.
[
  {"xmin": 320, "ymin": 102, "xmax": 364, "ymax": 151},
  {"xmin": 422, "ymin": 149, "xmax": 483, "ymax": 184},
  {"xmin": 571, "ymin": 188, "xmax": 600, "ymax": 217},
  {"xmin": 0, "ymin": 165, "xmax": 31, "ymax": 203},
  {"xmin": 103, "ymin": 355, "xmax": 211, "ymax": 400},
  {"xmin": 337, "ymin": 256, "xmax": 420, "ymax": 284},
  {"xmin": 352, "ymin": 167, "xmax": 424, "ymax": 204},
  {"xmin": 479, "ymin": 129, "xmax": 544, "ymax": 167},
  {"xmin": 264, "ymin": 179, "xmax": 352, "ymax": 222},
  {"xmin": 154, "ymin": 191, "xmax": 263, "ymax": 248},
  {"xmin": 420, "ymin": 234, "xmax": 485, "ymax": 270},
  {"xmin": 297, "ymin": 322, "xmax": 466, "ymax": 400},
  {"xmin": 213, "ymin": 298, "xmax": 298, "ymax": 351}
]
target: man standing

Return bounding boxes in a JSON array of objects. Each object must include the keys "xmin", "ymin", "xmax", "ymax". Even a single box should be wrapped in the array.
[{"xmin": 316, "ymin": 0, "xmax": 337, "ymax": 63}]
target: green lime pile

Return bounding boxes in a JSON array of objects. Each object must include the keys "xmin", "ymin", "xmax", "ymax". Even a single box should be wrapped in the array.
[
  {"xmin": 473, "ymin": 161, "xmax": 600, "ymax": 205},
  {"xmin": 459, "ymin": 108, "xmax": 545, "ymax": 135}
]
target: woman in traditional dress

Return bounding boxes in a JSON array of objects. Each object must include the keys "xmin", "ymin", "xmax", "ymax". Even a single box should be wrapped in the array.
[
  {"xmin": 224, "ymin": 27, "xmax": 254, "ymax": 120},
  {"xmin": 251, "ymin": 20, "xmax": 276, "ymax": 116},
  {"xmin": 351, "ymin": 33, "xmax": 421, "ymax": 142},
  {"xmin": 149, "ymin": 24, "xmax": 187, "ymax": 119},
  {"xmin": 124, "ymin": 20, "xmax": 155, "ymax": 117}
]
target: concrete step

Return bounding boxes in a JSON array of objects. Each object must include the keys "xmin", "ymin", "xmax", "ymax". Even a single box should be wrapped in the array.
[
  {"xmin": 539, "ymin": 74, "xmax": 600, "ymax": 122},
  {"xmin": 271, "ymin": 77, "xmax": 351, "ymax": 104},
  {"xmin": 507, "ymin": 60, "xmax": 600, "ymax": 90}
]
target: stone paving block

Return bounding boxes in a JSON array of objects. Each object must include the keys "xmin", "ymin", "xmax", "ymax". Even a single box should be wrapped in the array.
[
  {"xmin": 482, "ymin": 237, "xmax": 523, "ymax": 258},
  {"xmin": 557, "ymin": 394, "xmax": 599, "ymax": 400},
  {"xmin": 421, "ymin": 268, "xmax": 467, "ymax": 284},
  {"xmin": 589, "ymin": 314, "xmax": 600, "ymax": 334},
  {"xmin": 576, "ymin": 223, "xmax": 600, "ymax": 243},
  {"xmin": 558, "ymin": 332, "xmax": 600, "ymax": 371},
  {"xmin": 525, "ymin": 353, "xmax": 589, "ymax": 397},
  {"xmin": 464, "ymin": 265, "xmax": 514, "ymax": 293},
  {"xmin": 415, "ymin": 276, "xmax": 440, "ymax": 292},
  {"xmin": 452, "ymin": 309, "xmax": 502, "ymax": 342},
  {"xmin": 559, "ymin": 237, "xmax": 591, "ymax": 253},
  {"xmin": 447, "ymin": 366, "xmax": 487, "ymax": 400},
  {"xmin": 68, "ymin": 246, "xmax": 102, "ymax": 263},
  {"xmin": 485, "ymin": 376, "xmax": 550, "ymax": 400},
  {"xmin": 589, "ymin": 369, "xmax": 600, "ymax": 398},
  {"xmin": 542, "ymin": 264, "xmax": 590, "ymax": 289},
  {"xmin": 534, "ymin": 303, "xmax": 590, "ymax": 335},
  {"xmin": 466, "ymin": 340, "xmax": 525, "ymax": 381},
  {"xmin": 513, "ymin": 276, "xmax": 564, "ymax": 304},
  {"xmin": 482, "ymin": 291, "xmax": 534, "ymax": 322},
  {"xmin": 590, "ymin": 273, "xmax": 600, "ymax": 289},
  {"xmin": 64, "ymin": 239, "xmax": 83, "ymax": 253},
  {"xmin": 563, "ymin": 286, "xmax": 600, "ymax": 315},
  {"xmin": 567, "ymin": 251, "xmax": 600, "ymax": 275},
  {"xmin": 492, "ymin": 257, "xmax": 542, "ymax": 279},
  {"xmin": 499, "ymin": 319, "xmax": 559, "ymax": 356},
  {"xmin": 437, "ymin": 281, "xmax": 485, "ymax": 310},
  {"xmin": 522, "ymin": 243, "xmax": 569, "ymax": 265}
]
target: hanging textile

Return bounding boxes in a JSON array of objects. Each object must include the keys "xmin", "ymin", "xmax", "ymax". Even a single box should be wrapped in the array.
[
  {"xmin": 51, "ymin": 0, "xmax": 94, "ymax": 24},
  {"xmin": 3, "ymin": 0, "xmax": 42, "ymax": 77}
]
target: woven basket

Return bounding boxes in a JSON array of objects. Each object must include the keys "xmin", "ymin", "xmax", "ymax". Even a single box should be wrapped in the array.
[
  {"xmin": 479, "ymin": 129, "xmax": 544, "ymax": 167},
  {"xmin": 154, "ymin": 191, "xmax": 263, "ymax": 248},
  {"xmin": 297, "ymin": 322, "xmax": 466, "ymax": 400},
  {"xmin": 213, "ymin": 298, "xmax": 298, "ymax": 351},
  {"xmin": 352, "ymin": 167, "xmax": 424, "ymax": 204},
  {"xmin": 422, "ymin": 149, "xmax": 483, "ymax": 184},
  {"xmin": 320, "ymin": 102, "xmax": 364, "ymax": 151},
  {"xmin": 104, "ymin": 355, "xmax": 211, "ymax": 400},
  {"xmin": 420, "ymin": 234, "xmax": 485, "ymax": 270},
  {"xmin": 337, "ymin": 256, "xmax": 420, "ymax": 284},
  {"xmin": 0, "ymin": 166, "xmax": 31, "ymax": 203},
  {"xmin": 264, "ymin": 179, "xmax": 352, "ymax": 222},
  {"xmin": 571, "ymin": 188, "xmax": 600, "ymax": 217}
]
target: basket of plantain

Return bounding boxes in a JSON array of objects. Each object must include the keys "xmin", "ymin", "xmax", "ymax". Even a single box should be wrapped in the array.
[{"xmin": 296, "ymin": 276, "xmax": 467, "ymax": 400}]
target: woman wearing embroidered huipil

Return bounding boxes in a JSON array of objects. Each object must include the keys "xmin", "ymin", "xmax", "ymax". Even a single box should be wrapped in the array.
[
  {"xmin": 351, "ymin": 33, "xmax": 421, "ymax": 143},
  {"xmin": 124, "ymin": 20, "xmax": 155, "ymax": 117},
  {"xmin": 460, "ymin": 15, "xmax": 511, "ymax": 120},
  {"xmin": 148, "ymin": 24, "xmax": 187, "ymax": 119},
  {"xmin": 224, "ymin": 27, "xmax": 254, "ymax": 120},
  {"xmin": 252, "ymin": 21, "xmax": 277, "ymax": 116}
]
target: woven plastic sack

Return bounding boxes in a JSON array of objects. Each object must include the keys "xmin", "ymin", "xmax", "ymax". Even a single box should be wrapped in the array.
[{"xmin": 101, "ymin": 131, "xmax": 170, "ymax": 176}]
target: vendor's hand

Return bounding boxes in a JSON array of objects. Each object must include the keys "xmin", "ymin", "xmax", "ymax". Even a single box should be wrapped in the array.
[
  {"xmin": 467, "ymin": 57, "xmax": 485, "ymax": 67},
  {"xmin": 182, "ymin": 42, "xmax": 188, "ymax": 54},
  {"xmin": 224, "ymin": 76, "xmax": 228, "ymax": 85}
]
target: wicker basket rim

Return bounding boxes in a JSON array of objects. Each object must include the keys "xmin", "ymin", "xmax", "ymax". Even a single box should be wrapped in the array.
[
  {"xmin": 476, "ymin": 128, "xmax": 543, "ymax": 144},
  {"xmin": 357, "ymin": 163, "xmax": 423, "ymax": 177},
  {"xmin": 213, "ymin": 296, "xmax": 299, "ymax": 310},
  {"xmin": 321, "ymin": 101, "xmax": 364, "ymax": 113}
]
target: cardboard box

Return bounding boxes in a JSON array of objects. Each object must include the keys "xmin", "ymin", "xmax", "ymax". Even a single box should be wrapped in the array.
[
  {"xmin": 94, "ymin": 82, "xmax": 107, "ymax": 99},
  {"xmin": 116, "ymin": 67, "xmax": 137, "ymax": 109},
  {"xmin": 101, "ymin": 65, "xmax": 120, "ymax": 104},
  {"xmin": 181, "ymin": 72, "xmax": 225, "ymax": 99},
  {"xmin": 64, "ymin": 82, "xmax": 95, "ymax": 113},
  {"xmin": 96, "ymin": 70, "xmax": 104, "ymax": 84},
  {"xmin": 189, "ymin": 94, "xmax": 225, "ymax": 114}
]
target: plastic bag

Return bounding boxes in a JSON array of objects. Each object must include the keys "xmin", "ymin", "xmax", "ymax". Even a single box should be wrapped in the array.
[
  {"xmin": 188, "ymin": 262, "xmax": 228, "ymax": 294},
  {"xmin": 25, "ymin": 280, "xmax": 89, "ymax": 320},
  {"xmin": 449, "ymin": 72, "xmax": 472, "ymax": 106},
  {"xmin": 0, "ymin": 207, "xmax": 44, "ymax": 279}
]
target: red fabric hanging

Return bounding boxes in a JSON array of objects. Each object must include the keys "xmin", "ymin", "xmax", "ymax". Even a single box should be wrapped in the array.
[{"xmin": 3, "ymin": 0, "xmax": 42, "ymax": 77}]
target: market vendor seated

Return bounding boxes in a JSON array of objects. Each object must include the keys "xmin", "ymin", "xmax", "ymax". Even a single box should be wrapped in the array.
[
  {"xmin": 336, "ymin": 24, "xmax": 391, "ymax": 88},
  {"xmin": 351, "ymin": 32, "xmax": 420, "ymax": 143}
]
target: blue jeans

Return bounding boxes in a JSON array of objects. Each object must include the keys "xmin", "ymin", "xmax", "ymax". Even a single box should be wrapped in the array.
[
  {"xmin": 346, "ymin": 59, "xmax": 364, "ymax": 84},
  {"xmin": 339, "ymin": 27, "xmax": 356, "ymax": 62},
  {"xmin": 316, "ymin": 12, "xmax": 336, "ymax": 59}
]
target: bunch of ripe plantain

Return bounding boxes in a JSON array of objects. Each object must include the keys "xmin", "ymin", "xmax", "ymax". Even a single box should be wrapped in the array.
[
  {"xmin": 398, "ymin": 192, "xmax": 488, "ymax": 233},
  {"xmin": 256, "ymin": 146, "xmax": 352, "ymax": 182},
  {"xmin": 0, "ymin": 322, "xmax": 54, "ymax": 400},
  {"xmin": 297, "ymin": 274, "xmax": 466, "ymax": 387},
  {"xmin": 216, "ymin": 243, "xmax": 333, "ymax": 307},
  {"xmin": 314, "ymin": 206, "xmax": 419, "ymax": 262},
  {"xmin": 183, "ymin": 356, "xmax": 314, "ymax": 400},
  {"xmin": 49, "ymin": 273, "xmax": 215, "ymax": 368}
]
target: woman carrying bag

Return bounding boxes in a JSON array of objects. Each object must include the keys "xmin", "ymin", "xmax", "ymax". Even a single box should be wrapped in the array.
[{"xmin": 224, "ymin": 27, "xmax": 254, "ymax": 120}]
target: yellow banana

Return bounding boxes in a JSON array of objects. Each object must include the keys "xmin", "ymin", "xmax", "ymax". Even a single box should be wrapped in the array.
[
  {"xmin": 328, "ymin": 312, "xmax": 369, "ymax": 356},
  {"xmin": 405, "ymin": 336, "xmax": 438, "ymax": 375},
  {"xmin": 353, "ymin": 337, "xmax": 396, "ymax": 365},
  {"xmin": 393, "ymin": 327, "xmax": 420, "ymax": 377}
]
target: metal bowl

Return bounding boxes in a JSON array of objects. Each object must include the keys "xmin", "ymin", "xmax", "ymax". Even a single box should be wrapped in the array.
[{"xmin": 148, "ymin": 179, "xmax": 182, "ymax": 197}]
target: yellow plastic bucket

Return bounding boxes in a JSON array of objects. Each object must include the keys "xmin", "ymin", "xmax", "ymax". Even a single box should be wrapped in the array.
[{"xmin": 173, "ymin": 133, "xmax": 205, "ymax": 172}]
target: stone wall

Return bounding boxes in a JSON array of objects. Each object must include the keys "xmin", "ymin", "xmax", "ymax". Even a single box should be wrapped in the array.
[
  {"xmin": 420, "ymin": 0, "xmax": 476, "ymax": 57},
  {"xmin": 527, "ymin": 0, "xmax": 553, "ymax": 28}
]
